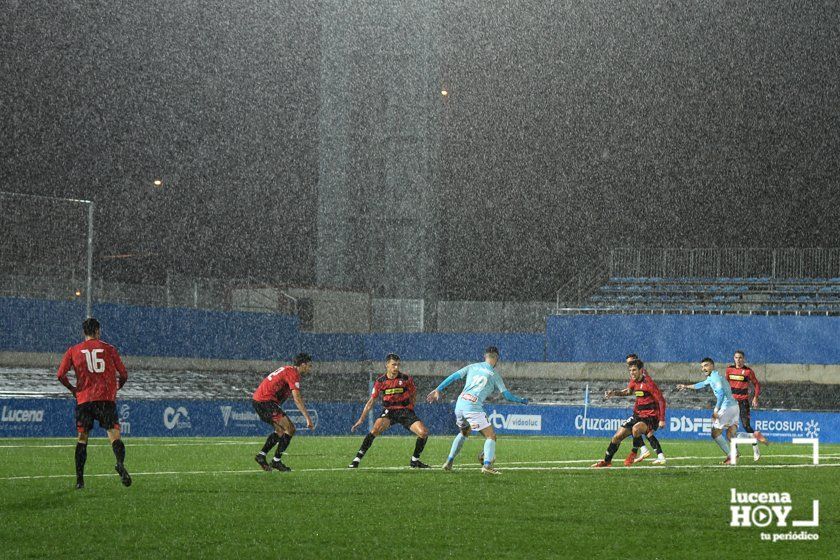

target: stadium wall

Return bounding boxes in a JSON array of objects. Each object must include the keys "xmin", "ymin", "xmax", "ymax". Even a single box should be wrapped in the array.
[
  {"xmin": 1, "ymin": 398, "xmax": 836, "ymax": 443},
  {"xmin": 3, "ymin": 297, "xmax": 840, "ymax": 369}
]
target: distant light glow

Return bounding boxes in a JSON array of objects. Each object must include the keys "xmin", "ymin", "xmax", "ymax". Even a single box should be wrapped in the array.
[
  {"xmin": 441, "ymin": 89, "xmax": 448, "ymax": 96},
  {"xmin": 153, "ymin": 179, "xmax": 163, "ymax": 187},
  {"xmin": 74, "ymin": 289, "xmax": 82, "ymax": 297}
]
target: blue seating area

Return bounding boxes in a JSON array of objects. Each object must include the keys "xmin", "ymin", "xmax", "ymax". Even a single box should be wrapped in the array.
[{"xmin": 580, "ymin": 277, "xmax": 840, "ymax": 314}]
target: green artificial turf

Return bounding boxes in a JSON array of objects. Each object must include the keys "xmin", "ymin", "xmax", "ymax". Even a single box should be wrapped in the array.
[{"xmin": 0, "ymin": 436, "xmax": 836, "ymax": 559}]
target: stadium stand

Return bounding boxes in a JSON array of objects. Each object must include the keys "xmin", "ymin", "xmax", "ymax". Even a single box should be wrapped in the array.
[
  {"xmin": 2, "ymin": 367, "xmax": 837, "ymax": 411},
  {"xmin": 566, "ymin": 276, "xmax": 840, "ymax": 315}
]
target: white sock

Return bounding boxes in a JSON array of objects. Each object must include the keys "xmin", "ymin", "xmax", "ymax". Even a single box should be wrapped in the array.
[
  {"xmin": 639, "ymin": 446, "xmax": 648, "ymax": 455},
  {"xmin": 411, "ymin": 456, "xmax": 419, "ymax": 462},
  {"xmin": 657, "ymin": 453, "xmax": 665, "ymax": 460}
]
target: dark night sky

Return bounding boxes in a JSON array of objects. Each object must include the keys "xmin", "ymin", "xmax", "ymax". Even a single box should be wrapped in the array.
[{"xmin": 2, "ymin": 1, "xmax": 839, "ymax": 300}]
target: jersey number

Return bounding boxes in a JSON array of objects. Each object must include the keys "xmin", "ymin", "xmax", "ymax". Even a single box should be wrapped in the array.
[
  {"xmin": 469, "ymin": 376, "xmax": 489, "ymax": 392},
  {"xmin": 81, "ymin": 349, "xmax": 106, "ymax": 373}
]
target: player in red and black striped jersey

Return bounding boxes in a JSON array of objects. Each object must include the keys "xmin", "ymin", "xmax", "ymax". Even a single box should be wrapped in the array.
[
  {"xmin": 593, "ymin": 359, "xmax": 667, "ymax": 468},
  {"xmin": 56, "ymin": 317, "xmax": 131, "ymax": 489},
  {"xmin": 252, "ymin": 353, "xmax": 315, "ymax": 472},
  {"xmin": 625, "ymin": 353, "xmax": 667, "ymax": 464},
  {"xmin": 348, "ymin": 354, "xmax": 430, "ymax": 469},
  {"xmin": 725, "ymin": 350, "xmax": 769, "ymax": 461}
]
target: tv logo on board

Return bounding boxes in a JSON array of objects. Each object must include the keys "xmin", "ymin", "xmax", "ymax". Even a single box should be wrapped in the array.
[
  {"xmin": 730, "ymin": 488, "xmax": 819, "ymax": 542},
  {"xmin": 1, "ymin": 405, "xmax": 44, "ymax": 423},
  {"xmin": 489, "ymin": 410, "xmax": 541, "ymax": 431},
  {"xmin": 163, "ymin": 406, "xmax": 191, "ymax": 430},
  {"xmin": 220, "ymin": 406, "xmax": 260, "ymax": 428}
]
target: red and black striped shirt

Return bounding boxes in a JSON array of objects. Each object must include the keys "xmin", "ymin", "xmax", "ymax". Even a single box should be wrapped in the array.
[
  {"xmin": 627, "ymin": 374, "xmax": 666, "ymax": 419},
  {"xmin": 725, "ymin": 365, "xmax": 760, "ymax": 401},
  {"xmin": 371, "ymin": 372, "xmax": 416, "ymax": 410}
]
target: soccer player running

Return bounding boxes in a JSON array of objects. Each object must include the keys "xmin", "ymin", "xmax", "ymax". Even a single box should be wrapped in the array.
[
  {"xmin": 56, "ymin": 317, "xmax": 131, "ymax": 489},
  {"xmin": 426, "ymin": 346, "xmax": 529, "ymax": 475},
  {"xmin": 725, "ymin": 350, "xmax": 769, "ymax": 461},
  {"xmin": 625, "ymin": 353, "xmax": 666, "ymax": 464},
  {"xmin": 592, "ymin": 358, "xmax": 666, "ymax": 468},
  {"xmin": 252, "ymin": 353, "xmax": 315, "ymax": 472},
  {"xmin": 348, "ymin": 353, "xmax": 430, "ymax": 469},
  {"xmin": 677, "ymin": 357, "xmax": 740, "ymax": 464}
]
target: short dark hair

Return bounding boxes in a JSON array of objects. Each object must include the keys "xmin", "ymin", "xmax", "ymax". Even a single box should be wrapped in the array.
[
  {"xmin": 626, "ymin": 353, "xmax": 638, "ymax": 360},
  {"xmin": 385, "ymin": 353, "xmax": 400, "ymax": 362},
  {"xmin": 82, "ymin": 317, "xmax": 100, "ymax": 336},
  {"xmin": 484, "ymin": 346, "xmax": 500, "ymax": 356},
  {"xmin": 734, "ymin": 350, "xmax": 745, "ymax": 357},
  {"xmin": 627, "ymin": 358, "xmax": 643, "ymax": 370},
  {"xmin": 293, "ymin": 353, "xmax": 312, "ymax": 366},
  {"xmin": 701, "ymin": 357, "xmax": 715, "ymax": 365}
]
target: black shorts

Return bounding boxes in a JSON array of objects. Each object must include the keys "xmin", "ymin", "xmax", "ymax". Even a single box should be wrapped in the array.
[
  {"xmin": 737, "ymin": 399, "xmax": 754, "ymax": 432},
  {"xmin": 622, "ymin": 415, "xmax": 659, "ymax": 433},
  {"xmin": 379, "ymin": 408, "xmax": 421, "ymax": 431},
  {"xmin": 76, "ymin": 401, "xmax": 119, "ymax": 433},
  {"xmin": 252, "ymin": 400, "xmax": 287, "ymax": 425}
]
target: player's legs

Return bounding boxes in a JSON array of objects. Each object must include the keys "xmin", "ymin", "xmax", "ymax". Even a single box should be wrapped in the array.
[
  {"xmin": 95, "ymin": 401, "xmax": 131, "ymax": 487},
  {"xmin": 349, "ymin": 417, "xmax": 391, "ymax": 468},
  {"xmin": 624, "ymin": 422, "xmax": 647, "ymax": 466},
  {"xmin": 711, "ymin": 427, "xmax": 730, "ymax": 457},
  {"xmin": 444, "ymin": 424, "xmax": 471, "ymax": 470},
  {"xmin": 739, "ymin": 399, "xmax": 768, "ymax": 447},
  {"xmin": 253, "ymin": 402, "xmax": 286, "ymax": 471},
  {"xmin": 408, "ymin": 420, "xmax": 430, "ymax": 468},
  {"xmin": 594, "ymin": 425, "xmax": 631, "ymax": 467},
  {"xmin": 271, "ymin": 415, "xmax": 296, "ymax": 470},
  {"xmin": 644, "ymin": 424, "xmax": 666, "ymax": 464},
  {"xmin": 478, "ymin": 424, "xmax": 500, "ymax": 474},
  {"xmin": 74, "ymin": 404, "xmax": 94, "ymax": 489}
]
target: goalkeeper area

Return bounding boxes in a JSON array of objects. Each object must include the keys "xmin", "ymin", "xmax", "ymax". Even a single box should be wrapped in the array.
[{"xmin": 1, "ymin": 436, "xmax": 837, "ymax": 559}]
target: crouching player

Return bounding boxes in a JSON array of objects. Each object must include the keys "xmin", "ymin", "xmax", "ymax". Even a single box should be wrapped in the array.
[
  {"xmin": 426, "ymin": 346, "xmax": 529, "ymax": 475},
  {"xmin": 348, "ymin": 353, "xmax": 430, "ymax": 469},
  {"xmin": 677, "ymin": 357, "xmax": 739, "ymax": 464},
  {"xmin": 593, "ymin": 359, "xmax": 666, "ymax": 468},
  {"xmin": 252, "ymin": 353, "xmax": 315, "ymax": 472}
]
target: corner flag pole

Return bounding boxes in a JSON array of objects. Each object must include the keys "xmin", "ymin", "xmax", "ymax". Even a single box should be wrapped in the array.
[{"xmin": 582, "ymin": 383, "xmax": 590, "ymax": 435}]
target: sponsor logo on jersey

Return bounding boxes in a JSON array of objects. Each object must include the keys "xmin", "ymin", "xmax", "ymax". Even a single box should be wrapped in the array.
[
  {"xmin": 383, "ymin": 388, "xmax": 406, "ymax": 395},
  {"xmin": 634, "ymin": 390, "xmax": 645, "ymax": 397},
  {"xmin": 730, "ymin": 375, "xmax": 746, "ymax": 381}
]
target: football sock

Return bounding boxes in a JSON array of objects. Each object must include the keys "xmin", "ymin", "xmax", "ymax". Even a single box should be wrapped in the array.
[
  {"xmin": 412, "ymin": 436, "xmax": 427, "ymax": 460},
  {"xmin": 482, "ymin": 439, "xmax": 496, "ymax": 466},
  {"xmin": 355, "ymin": 433, "xmax": 376, "ymax": 461},
  {"xmin": 447, "ymin": 433, "xmax": 467, "ymax": 462},
  {"xmin": 75, "ymin": 442, "xmax": 87, "ymax": 480},
  {"xmin": 639, "ymin": 445, "xmax": 649, "ymax": 456},
  {"xmin": 111, "ymin": 439, "xmax": 125, "ymax": 465},
  {"xmin": 604, "ymin": 442, "xmax": 619, "ymax": 463},
  {"xmin": 714, "ymin": 434, "xmax": 731, "ymax": 455},
  {"xmin": 274, "ymin": 434, "xmax": 292, "ymax": 460},
  {"xmin": 646, "ymin": 434, "xmax": 664, "ymax": 455},
  {"xmin": 631, "ymin": 436, "xmax": 643, "ymax": 453},
  {"xmin": 261, "ymin": 433, "xmax": 281, "ymax": 454}
]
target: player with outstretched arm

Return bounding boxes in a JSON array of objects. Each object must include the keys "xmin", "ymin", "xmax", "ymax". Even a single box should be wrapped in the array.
[
  {"xmin": 426, "ymin": 346, "xmax": 528, "ymax": 475},
  {"xmin": 677, "ymin": 357, "xmax": 740, "ymax": 464}
]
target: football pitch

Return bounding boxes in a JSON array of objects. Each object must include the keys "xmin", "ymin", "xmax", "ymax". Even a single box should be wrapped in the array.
[{"xmin": 1, "ymin": 436, "xmax": 837, "ymax": 560}]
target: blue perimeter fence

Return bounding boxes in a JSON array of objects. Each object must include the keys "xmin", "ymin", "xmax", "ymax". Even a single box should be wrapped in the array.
[{"xmin": 1, "ymin": 399, "xmax": 836, "ymax": 443}]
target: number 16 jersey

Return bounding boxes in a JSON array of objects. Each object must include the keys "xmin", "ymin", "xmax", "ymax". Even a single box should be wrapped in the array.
[{"xmin": 57, "ymin": 339, "xmax": 128, "ymax": 404}]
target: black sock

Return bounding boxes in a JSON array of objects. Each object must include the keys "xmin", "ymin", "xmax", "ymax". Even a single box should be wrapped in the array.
[
  {"xmin": 632, "ymin": 436, "xmax": 643, "ymax": 453},
  {"xmin": 412, "ymin": 437, "xmax": 427, "ymax": 460},
  {"xmin": 261, "ymin": 433, "xmax": 281, "ymax": 454},
  {"xmin": 75, "ymin": 442, "xmax": 87, "ymax": 480},
  {"xmin": 646, "ymin": 434, "xmax": 663, "ymax": 455},
  {"xmin": 111, "ymin": 439, "xmax": 125, "ymax": 465},
  {"xmin": 274, "ymin": 434, "xmax": 292, "ymax": 461},
  {"xmin": 355, "ymin": 433, "xmax": 377, "ymax": 461},
  {"xmin": 604, "ymin": 442, "xmax": 619, "ymax": 462}
]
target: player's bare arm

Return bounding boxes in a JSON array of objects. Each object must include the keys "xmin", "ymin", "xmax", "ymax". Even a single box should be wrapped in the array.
[
  {"xmin": 351, "ymin": 396, "xmax": 376, "ymax": 431},
  {"xmin": 604, "ymin": 387, "xmax": 631, "ymax": 399},
  {"xmin": 291, "ymin": 389, "xmax": 314, "ymax": 429}
]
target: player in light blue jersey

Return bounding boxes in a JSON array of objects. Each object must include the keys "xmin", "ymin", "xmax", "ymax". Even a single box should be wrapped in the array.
[
  {"xmin": 677, "ymin": 357, "xmax": 740, "ymax": 464},
  {"xmin": 426, "ymin": 346, "xmax": 528, "ymax": 475}
]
